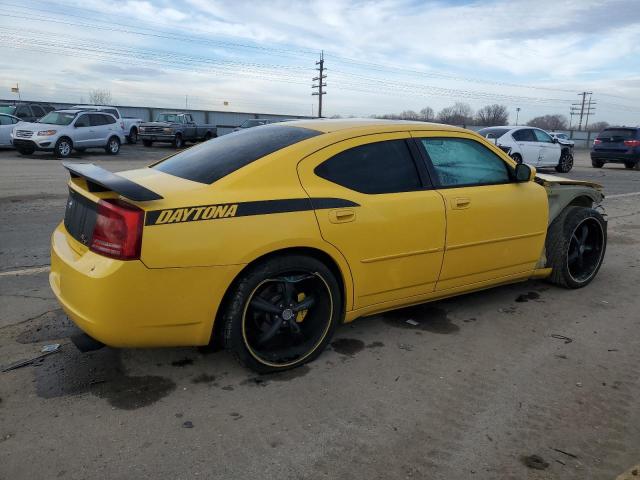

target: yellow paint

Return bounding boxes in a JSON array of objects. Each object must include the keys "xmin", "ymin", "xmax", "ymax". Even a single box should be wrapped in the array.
[{"xmin": 51, "ymin": 120, "xmax": 553, "ymax": 348}]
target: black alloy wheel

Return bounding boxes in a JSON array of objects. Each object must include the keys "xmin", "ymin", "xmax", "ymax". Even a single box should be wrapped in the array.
[
  {"xmin": 566, "ymin": 217, "xmax": 605, "ymax": 284},
  {"xmin": 555, "ymin": 151, "xmax": 574, "ymax": 173}
]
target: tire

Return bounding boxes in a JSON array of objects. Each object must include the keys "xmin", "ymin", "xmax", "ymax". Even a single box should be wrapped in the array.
[
  {"xmin": 203, "ymin": 132, "xmax": 212, "ymax": 142},
  {"xmin": 591, "ymin": 159, "xmax": 604, "ymax": 168},
  {"xmin": 222, "ymin": 254, "xmax": 342, "ymax": 373},
  {"xmin": 546, "ymin": 206, "xmax": 607, "ymax": 289},
  {"xmin": 624, "ymin": 162, "xmax": 635, "ymax": 169},
  {"xmin": 75, "ymin": 148, "xmax": 86, "ymax": 153},
  {"xmin": 16, "ymin": 147, "xmax": 34, "ymax": 155},
  {"xmin": 173, "ymin": 134, "xmax": 184, "ymax": 149},
  {"xmin": 105, "ymin": 136, "xmax": 120, "ymax": 155},
  {"xmin": 142, "ymin": 139, "xmax": 153, "ymax": 148},
  {"xmin": 54, "ymin": 137, "xmax": 72, "ymax": 158},
  {"xmin": 555, "ymin": 151, "xmax": 574, "ymax": 173},
  {"xmin": 127, "ymin": 128, "xmax": 138, "ymax": 144},
  {"xmin": 511, "ymin": 153, "xmax": 523, "ymax": 164}
]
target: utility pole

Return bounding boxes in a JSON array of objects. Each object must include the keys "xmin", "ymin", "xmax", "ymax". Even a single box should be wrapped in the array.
[
  {"xmin": 584, "ymin": 94, "xmax": 596, "ymax": 131},
  {"xmin": 515, "ymin": 107, "xmax": 520, "ymax": 125},
  {"xmin": 576, "ymin": 91, "xmax": 592, "ymax": 131},
  {"xmin": 312, "ymin": 51, "xmax": 326, "ymax": 118},
  {"xmin": 569, "ymin": 103, "xmax": 581, "ymax": 130}
]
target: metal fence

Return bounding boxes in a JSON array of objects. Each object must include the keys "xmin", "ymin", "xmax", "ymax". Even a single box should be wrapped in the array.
[
  {"xmin": 0, "ymin": 99, "xmax": 311, "ymax": 136},
  {"xmin": 465, "ymin": 125, "xmax": 599, "ymax": 148}
]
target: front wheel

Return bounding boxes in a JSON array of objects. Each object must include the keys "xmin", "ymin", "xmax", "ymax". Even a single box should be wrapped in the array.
[
  {"xmin": 591, "ymin": 159, "xmax": 604, "ymax": 168},
  {"xmin": 54, "ymin": 138, "xmax": 72, "ymax": 158},
  {"xmin": 222, "ymin": 254, "xmax": 342, "ymax": 373},
  {"xmin": 105, "ymin": 136, "xmax": 120, "ymax": 155},
  {"xmin": 555, "ymin": 151, "xmax": 574, "ymax": 173},
  {"xmin": 546, "ymin": 206, "xmax": 607, "ymax": 289},
  {"xmin": 127, "ymin": 128, "xmax": 138, "ymax": 144},
  {"xmin": 173, "ymin": 134, "xmax": 184, "ymax": 149},
  {"xmin": 511, "ymin": 153, "xmax": 523, "ymax": 164},
  {"xmin": 142, "ymin": 139, "xmax": 153, "ymax": 147}
]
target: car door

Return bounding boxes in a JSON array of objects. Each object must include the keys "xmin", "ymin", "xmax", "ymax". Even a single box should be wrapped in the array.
[
  {"xmin": 183, "ymin": 114, "xmax": 196, "ymax": 140},
  {"xmin": 512, "ymin": 128, "xmax": 542, "ymax": 165},
  {"xmin": 298, "ymin": 132, "xmax": 446, "ymax": 309},
  {"xmin": 0, "ymin": 115, "xmax": 17, "ymax": 146},
  {"xmin": 533, "ymin": 129, "xmax": 561, "ymax": 167},
  {"xmin": 72, "ymin": 114, "xmax": 92, "ymax": 147},
  {"xmin": 88, "ymin": 114, "xmax": 109, "ymax": 146},
  {"xmin": 414, "ymin": 132, "xmax": 548, "ymax": 292}
]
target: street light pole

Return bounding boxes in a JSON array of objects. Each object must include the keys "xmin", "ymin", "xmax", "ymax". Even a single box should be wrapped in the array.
[{"xmin": 515, "ymin": 107, "xmax": 520, "ymax": 125}]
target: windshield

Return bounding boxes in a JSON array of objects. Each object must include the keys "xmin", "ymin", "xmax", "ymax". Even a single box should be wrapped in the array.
[
  {"xmin": 156, "ymin": 114, "xmax": 179, "ymax": 123},
  {"xmin": 477, "ymin": 127, "xmax": 510, "ymax": 139},
  {"xmin": 0, "ymin": 106, "xmax": 16, "ymax": 115},
  {"xmin": 39, "ymin": 112, "xmax": 76, "ymax": 126}
]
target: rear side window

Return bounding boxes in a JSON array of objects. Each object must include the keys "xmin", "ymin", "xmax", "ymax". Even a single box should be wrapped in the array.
[
  {"xmin": 597, "ymin": 129, "xmax": 637, "ymax": 141},
  {"xmin": 75, "ymin": 115, "xmax": 89, "ymax": 127},
  {"xmin": 105, "ymin": 109, "xmax": 119, "ymax": 119},
  {"xmin": 315, "ymin": 140, "xmax": 422, "ymax": 194},
  {"xmin": 512, "ymin": 129, "xmax": 536, "ymax": 142},
  {"xmin": 478, "ymin": 127, "xmax": 510, "ymax": 139},
  {"xmin": 421, "ymin": 138, "xmax": 510, "ymax": 187},
  {"xmin": 104, "ymin": 115, "xmax": 116, "ymax": 124},
  {"xmin": 533, "ymin": 129, "xmax": 553, "ymax": 143},
  {"xmin": 89, "ymin": 114, "xmax": 108, "ymax": 126},
  {"xmin": 153, "ymin": 125, "xmax": 322, "ymax": 184}
]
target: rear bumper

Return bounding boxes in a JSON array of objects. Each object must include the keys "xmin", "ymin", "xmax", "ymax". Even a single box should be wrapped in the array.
[
  {"xmin": 49, "ymin": 223, "xmax": 243, "ymax": 347},
  {"xmin": 591, "ymin": 151, "xmax": 640, "ymax": 164}
]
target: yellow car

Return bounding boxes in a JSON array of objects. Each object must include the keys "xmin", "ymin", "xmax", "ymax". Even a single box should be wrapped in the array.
[{"xmin": 50, "ymin": 120, "xmax": 607, "ymax": 372}]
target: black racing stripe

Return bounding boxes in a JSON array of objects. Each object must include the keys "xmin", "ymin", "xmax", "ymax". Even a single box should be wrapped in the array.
[{"xmin": 145, "ymin": 197, "xmax": 359, "ymax": 226}]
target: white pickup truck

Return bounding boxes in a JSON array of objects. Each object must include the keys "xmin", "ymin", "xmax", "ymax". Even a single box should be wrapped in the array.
[{"xmin": 71, "ymin": 105, "xmax": 142, "ymax": 144}]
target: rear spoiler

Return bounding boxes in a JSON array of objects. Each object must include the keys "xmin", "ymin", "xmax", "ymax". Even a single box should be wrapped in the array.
[{"xmin": 62, "ymin": 162, "xmax": 163, "ymax": 201}]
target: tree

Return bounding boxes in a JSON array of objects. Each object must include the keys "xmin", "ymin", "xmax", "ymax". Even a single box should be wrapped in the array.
[
  {"xmin": 399, "ymin": 110, "xmax": 419, "ymax": 120},
  {"xmin": 419, "ymin": 107, "xmax": 435, "ymax": 122},
  {"xmin": 588, "ymin": 121, "xmax": 610, "ymax": 132},
  {"xmin": 438, "ymin": 102, "xmax": 473, "ymax": 125},
  {"xmin": 89, "ymin": 89, "xmax": 113, "ymax": 105},
  {"xmin": 526, "ymin": 114, "xmax": 568, "ymax": 131},
  {"xmin": 475, "ymin": 104, "xmax": 509, "ymax": 126}
]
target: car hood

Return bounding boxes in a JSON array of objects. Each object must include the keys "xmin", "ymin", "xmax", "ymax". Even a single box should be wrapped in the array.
[{"xmin": 535, "ymin": 173, "xmax": 602, "ymax": 190}]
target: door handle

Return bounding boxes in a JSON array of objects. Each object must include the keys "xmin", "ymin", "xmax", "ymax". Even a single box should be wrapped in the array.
[
  {"xmin": 328, "ymin": 208, "xmax": 356, "ymax": 223},
  {"xmin": 451, "ymin": 197, "xmax": 471, "ymax": 209}
]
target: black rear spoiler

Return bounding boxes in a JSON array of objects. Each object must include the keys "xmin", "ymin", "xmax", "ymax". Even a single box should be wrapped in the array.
[{"xmin": 62, "ymin": 162, "xmax": 163, "ymax": 201}]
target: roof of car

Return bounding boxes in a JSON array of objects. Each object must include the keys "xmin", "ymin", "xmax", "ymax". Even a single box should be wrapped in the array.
[
  {"xmin": 278, "ymin": 118, "xmax": 468, "ymax": 134},
  {"xmin": 71, "ymin": 105, "xmax": 117, "ymax": 109}
]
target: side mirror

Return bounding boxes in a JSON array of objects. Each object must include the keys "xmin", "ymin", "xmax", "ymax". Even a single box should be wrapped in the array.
[
  {"xmin": 552, "ymin": 137, "xmax": 558, "ymax": 143},
  {"xmin": 515, "ymin": 163, "xmax": 532, "ymax": 182}
]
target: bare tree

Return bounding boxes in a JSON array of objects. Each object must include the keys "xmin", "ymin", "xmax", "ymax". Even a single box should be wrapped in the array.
[
  {"xmin": 399, "ymin": 110, "xmax": 419, "ymax": 120},
  {"xmin": 475, "ymin": 104, "xmax": 509, "ymax": 126},
  {"xmin": 89, "ymin": 89, "xmax": 113, "ymax": 105},
  {"xmin": 526, "ymin": 114, "xmax": 568, "ymax": 131},
  {"xmin": 438, "ymin": 102, "xmax": 473, "ymax": 125},
  {"xmin": 588, "ymin": 121, "xmax": 610, "ymax": 132},
  {"xmin": 419, "ymin": 107, "xmax": 435, "ymax": 122}
]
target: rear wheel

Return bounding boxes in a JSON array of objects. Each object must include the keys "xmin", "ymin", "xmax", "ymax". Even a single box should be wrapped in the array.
[
  {"xmin": 127, "ymin": 128, "xmax": 138, "ymax": 144},
  {"xmin": 54, "ymin": 137, "xmax": 72, "ymax": 158},
  {"xmin": 173, "ymin": 134, "xmax": 184, "ymax": 149},
  {"xmin": 105, "ymin": 136, "xmax": 120, "ymax": 155},
  {"xmin": 142, "ymin": 139, "xmax": 153, "ymax": 147},
  {"xmin": 591, "ymin": 159, "xmax": 604, "ymax": 168},
  {"xmin": 511, "ymin": 153, "xmax": 523, "ymax": 164},
  {"xmin": 624, "ymin": 161, "xmax": 640, "ymax": 170},
  {"xmin": 546, "ymin": 206, "xmax": 607, "ymax": 289},
  {"xmin": 555, "ymin": 150, "xmax": 574, "ymax": 173},
  {"xmin": 222, "ymin": 254, "xmax": 342, "ymax": 373}
]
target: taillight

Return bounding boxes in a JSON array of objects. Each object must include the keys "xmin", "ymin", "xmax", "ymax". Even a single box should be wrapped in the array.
[
  {"xmin": 624, "ymin": 139, "xmax": 640, "ymax": 147},
  {"xmin": 90, "ymin": 199, "xmax": 143, "ymax": 260},
  {"xmin": 593, "ymin": 138, "xmax": 602, "ymax": 145}
]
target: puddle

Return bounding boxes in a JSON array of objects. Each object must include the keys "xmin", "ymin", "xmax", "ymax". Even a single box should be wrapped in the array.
[
  {"xmin": 515, "ymin": 292, "xmax": 540, "ymax": 303},
  {"xmin": 381, "ymin": 305, "xmax": 459, "ymax": 334},
  {"xmin": 16, "ymin": 309, "xmax": 80, "ymax": 344},
  {"xmin": 366, "ymin": 341, "xmax": 384, "ymax": 349},
  {"xmin": 331, "ymin": 338, "xmax": 365, "ymax": 356},
  {"xmin": 35, "ymin": 347, "xmax": 175, "ymax": 410}
]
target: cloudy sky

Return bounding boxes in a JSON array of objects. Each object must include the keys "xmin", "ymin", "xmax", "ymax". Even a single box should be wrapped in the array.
[{"xmin": 1, "ymin": 0, "xmax": 639, "ymax": 124}]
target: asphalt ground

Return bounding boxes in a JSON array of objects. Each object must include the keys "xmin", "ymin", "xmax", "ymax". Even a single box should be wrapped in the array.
[{"xmin": 0, "ymin": 145, "xmax": 639, "ymax": 479}]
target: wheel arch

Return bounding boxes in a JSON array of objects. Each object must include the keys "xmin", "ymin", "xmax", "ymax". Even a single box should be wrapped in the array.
[
  {"xmin": 547, "ymin": 190, "xmax": 600, "ymax": 226},
  {"xmin": 208, "ymin": 245, "xmax": 353, "ymax": 348}
]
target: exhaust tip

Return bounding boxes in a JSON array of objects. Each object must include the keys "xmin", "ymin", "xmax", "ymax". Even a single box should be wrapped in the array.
[{"xmin": 71, "ymin": 333, "xmax": 105, "ymax": 353}]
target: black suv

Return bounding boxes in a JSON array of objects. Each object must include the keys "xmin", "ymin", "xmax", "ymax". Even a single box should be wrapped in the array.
[
  {"xmin": 0, "ymin": 103, "xmax": 55, "ymax": 122},
  {"xmin": 591, "ymin": 127, "xmax": 640, "ymax": 169}
]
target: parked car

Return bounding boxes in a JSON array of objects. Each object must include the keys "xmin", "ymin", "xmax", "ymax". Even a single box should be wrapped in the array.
[
  {"xmin": 0, "ymin": 113, "xmax": 22, "ymax": 147},
  {"xmin": 591, "ymin": 127, "xmax": 640, "ymax": 170},
  {"xmin": 139, "ymin": 112, "xmax": 217, "ymax": 148},
  {"xmin": 0, "ymin": 102, "xmax": 54, "ymax": 122},
  {"xmin": 549, "ymin": 132, "xmax": 575, "ymax": 148},
  {"xmin": 478, "ymin": 126, "xmax": 573, "ymax": 173},
  {"xmin": 232, "ymin": 118, "xmax": 288, "ymax": 132},
  {"xmin": 50, "ymin": 120, "xmax": 606, "ymax": 373},
  {"xmin": 71, "ymin": 105, "xmax": 142, "ymax": 144},
  {"xmin": 11, "ymin": 109, "xmax": 126, "ymax": 158}
]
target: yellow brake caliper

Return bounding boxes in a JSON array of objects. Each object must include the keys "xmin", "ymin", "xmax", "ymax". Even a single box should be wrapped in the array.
[{"xmin": 296, "ymin": 292, "xmax": 308, "ymax": 323}]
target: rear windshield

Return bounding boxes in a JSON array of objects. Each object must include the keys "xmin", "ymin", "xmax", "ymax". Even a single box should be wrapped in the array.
[
  {"xmin": 39, "ymin": 112, "xmax": 76, "ymax": 125},
  {"xmin": 477, "ymin": 127, "xmax": 510, "ymax": 139},
  {"xmin": 597, "ymin": 129, "xmax": 637, "ymax": 141},
  {"xmin": 153, "ymin": 125, "xmax": 322, "ymax": 184}
]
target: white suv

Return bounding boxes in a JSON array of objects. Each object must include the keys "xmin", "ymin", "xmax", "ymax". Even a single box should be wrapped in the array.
[
  {"xmin": 71, "ymin": 105, "xmax": 142, "ymax": 144},
  {"xmin": 11, "ymin": 109, "xmax": 126, "ymax": 158}
]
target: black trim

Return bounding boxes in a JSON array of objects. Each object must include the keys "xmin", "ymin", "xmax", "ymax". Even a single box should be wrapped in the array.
[
  {"xmin": 62, "ymin": 162, "xmax": 163, "ymax": 201},
  {"xmin": 145, "ymin": 197, "xmax": 359, "ymax": 226}
]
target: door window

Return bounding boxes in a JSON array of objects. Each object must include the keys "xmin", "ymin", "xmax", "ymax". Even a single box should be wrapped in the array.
[
  {"xmin": 533, "ymin": 129, "xmax": 553, "ymax": 143},
  {"xmin": 16, "ymin": 105, "xmax": 31, "ymax": 118},
  {"xmin": 89, "ymin": 114, "xmax": 108, "ymax": 126},
  {"xmin": 315, "ymin": 139, "xmax": 422, "ymax": 194},
  {"xmin": 421, "ymin": 138, "xmax": 511, "ymax": 187},
  {"xmin": 75, "ymin": 115, "xmax": 90, "ymax": 127},
  {"xmin": 512, "ymin": 129, "xmax": 536, "ymax": 142},
  {"xmin": 30, "ymin": 105, "xmax": 45, "ymax": 118}
]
